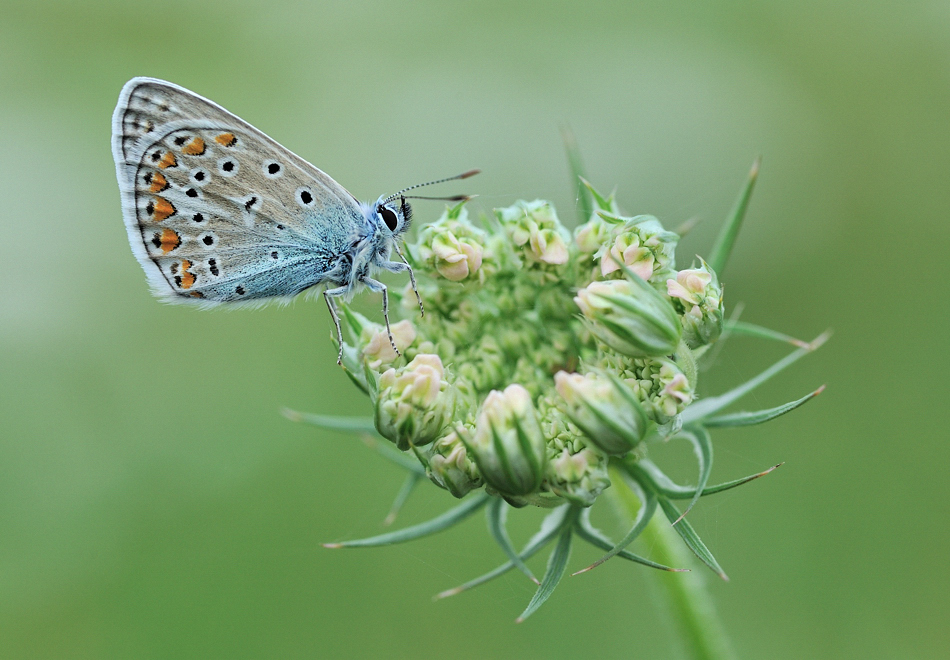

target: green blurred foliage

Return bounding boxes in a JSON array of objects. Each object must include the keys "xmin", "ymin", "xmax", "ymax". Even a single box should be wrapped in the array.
[{"xmin": 1, "ymin": 0, "xmax": 948, "ymax": 657}]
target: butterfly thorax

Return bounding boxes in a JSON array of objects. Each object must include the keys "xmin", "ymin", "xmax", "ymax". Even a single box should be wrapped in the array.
[{"xmin": 325, "ymin": 204, "xmax": 387, "ymax": 299}]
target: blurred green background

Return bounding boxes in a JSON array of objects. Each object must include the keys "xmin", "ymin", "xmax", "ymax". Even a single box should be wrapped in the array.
[{"xmin": 2, "ymin": 0, "xmax": 948, "ymax": 657}]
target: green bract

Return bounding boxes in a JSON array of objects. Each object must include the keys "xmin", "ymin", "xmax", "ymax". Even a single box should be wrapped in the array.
[{"xmin": 288, "ymin": 162, "xmax": 827, "ymax": 622}]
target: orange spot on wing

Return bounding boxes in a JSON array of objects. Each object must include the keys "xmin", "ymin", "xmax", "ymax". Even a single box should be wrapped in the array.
[
  {"xmin": 180, "ymin": 260, "xmax": 196, "ymax": 289},
  {"xmin": 152, "ymin": 197, "xmax": 176, "ymax": 221},
  {"xmin": 182, "ymin": 137, "xmax": 205, "ymax": 155},
  {"xmin": 157, "ymin": 151, "xmax": 177, "ymax": 169},
  {"xmin": 159, "ymin": 228, "xmax": 181, "ymax": 253},
  {"xmin": 189, "ymin": 291, "xmax": 204, "ymax": 298},
  {"xmin": 149, "ymin": 172, "xmax": 168, "ymax": 193},
  {"xmin": 215, "ymin": 132, "xmax": 237, "ymax": 147}
]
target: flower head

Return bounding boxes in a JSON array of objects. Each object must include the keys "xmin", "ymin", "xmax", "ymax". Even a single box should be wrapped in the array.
[
  {"xmin": 535, "ymin": 392, "xmax": 610, "ymax": 506},
  {"xmin": 295, "ymin": 162, "xmax": 826, "ymax": 622},
  {"xmin": 547, "ymin": 447, "xmax": 610, "ymax": 506},
  {"xmin": 601, "ymin": 354, "xmax": 694, "ymax": 431},
  {"xmin": 362, "ymin": 320, "xmax": 416, "ymax": 370}
]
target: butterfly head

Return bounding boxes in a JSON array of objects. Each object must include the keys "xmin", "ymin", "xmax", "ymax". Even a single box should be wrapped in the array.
[
  {"xmin": 374, "ymin": 195, "xmax": 413, "ymax": 239},
  {"xmin": 376, "ymin": 169, "xmax": 480, "ymax": 241}
]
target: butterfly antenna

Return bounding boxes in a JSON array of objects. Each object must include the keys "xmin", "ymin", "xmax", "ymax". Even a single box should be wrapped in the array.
[
  {"xmin": 392, "ymin": 242, "xmax": 424, "ymax": 317},
  {"xmin": 384, "ymin": 169, "xmax": 480, "ymax": 205},
  {"xmin": 403, "ymin": 194, "xmax": 476, "ymax": 202}
]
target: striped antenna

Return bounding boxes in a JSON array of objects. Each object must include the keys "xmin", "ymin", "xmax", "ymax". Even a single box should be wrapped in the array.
[
  {"xmin": 403, "ymin": 194, "xmax": 475, "ymax": 202},
  {"xmin": 384, "ymin": 169, "xmax": 480, "ymax": 205}
]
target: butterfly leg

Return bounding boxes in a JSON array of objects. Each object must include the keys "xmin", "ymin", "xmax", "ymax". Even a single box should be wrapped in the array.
[
  {"xmin": 324, "ymin": 286, "xmax": 348, "ymax": 366},
  {"xmin": 361, "ymin": 277, "xmax": 400, "ymax": 357},
  {"xmin": 382, "ymin": 259, "xmax": 421, "ymax": 311},
  {"xmin": 389, "ymin": 243, "xmax": 425, "ymax": 318}
]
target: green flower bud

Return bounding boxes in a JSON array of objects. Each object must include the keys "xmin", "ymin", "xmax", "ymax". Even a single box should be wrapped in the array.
[
  {"xmin": 535, "ymin": 391, "xmax": 584, "ymax": 452},
  {"xmin": 574, "ymin": 276, "xmax": 682, "ymax": 357},
  {"xmin": 375, "ymin": 354, "xmax": 455, "ymax": 450},
  {"xmin": 495, "ymin": 200, "xmax": 571, "ymax": 267},
  {"xmin": 554, "ymin": 370, "xmax": 650, "ymax": 455},
  {"xmin": 595, "ymin": 215, "xmax": 678, "ymax": 284},
  {"xmin": 609, "ymin": 357, "xmax": 692, "ymax": 434},
  {"xmin": 461, "ymin": 384, "xmax": 547, "ymax": 496},
  {"xmin": 667, "ymin": 260, "xmax": 724, "ymax": 348},
  {"xmin": 512, "ymin": 354, "xmax": 556, "ymax": 399},
  {"xmin": 547, "ymin": 447, "xmax": 610, "ymax": 507},
  {"xmin": 457, "ymin": 334, "xmax": 507, "ymax": 392},
  {"xmin": 536, "ymin": 392, "xmax": 610, "ymax": 506},
  {"xmin": 574, "ymin": 215, "xmax": 611, "ymax": 254},
  {"xmin": 426, "ymin": 427, "xmax": 483, "ymax": 498},
  {"xmin": 416, "ymin": 204, "xmax": 489, "ymax": 282}
]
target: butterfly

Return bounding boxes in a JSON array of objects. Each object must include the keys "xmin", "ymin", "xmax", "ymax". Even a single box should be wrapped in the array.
[{"xmin": 111, "ymin": 77, "xmax": 477, "ymax": 362}]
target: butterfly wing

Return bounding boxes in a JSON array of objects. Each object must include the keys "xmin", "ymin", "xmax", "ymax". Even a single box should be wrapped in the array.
[{"xmin": 112, "ymin": 77, "xmax": 368, "ymax": 305}]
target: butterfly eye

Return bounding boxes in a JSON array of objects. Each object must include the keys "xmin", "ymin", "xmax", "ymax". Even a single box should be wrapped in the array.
[{"xmin": 378, "ymin": 205, "xmax": 399, "ymax": 232}]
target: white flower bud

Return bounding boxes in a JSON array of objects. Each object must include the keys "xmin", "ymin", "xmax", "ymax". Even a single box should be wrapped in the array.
[
  {"xmin": 361, "ymin": 320, "xmax": 416, "ymax": 370},
  {"xmin": 574, "ymin": 217, "xmax": 610, "ymax": 254},
  {"xmin": 555, "ymin": 371, "xmax": 650, "ymax": 455},
  {"xmin": 653, "ymin": 361, "xmax": 693, "ymax": 421},
  {"xmin": 595, "ymin": 215, "xmax": 678, "ymax": 283},
  {"xmin": 575, "ymin": 277, "xmax": 682, "ymax": 357},
  {"xmin": 496, "ymin": 200, "xmax": 571, "ymax": 266},
  {"xmin": 426, "ymin": 428, "xmax": 483, "ymax": 498},
  {"xmin": 667, "ymin": 259, "xmax": 724, "ymax": 348},
  {"xmin": 375, "ymin": 354, "xmax": 455, "ymax": 450},
  {"xmin": 547, "ymin": 447, "xmax": 610, "ymax": 506},
  {"xmin": 416, "ymin": 202, "xmax": 490, "ymax": 282},
  {"xmin": 419, "ymin": 226, "xmax": 485, "ymax": 282}
]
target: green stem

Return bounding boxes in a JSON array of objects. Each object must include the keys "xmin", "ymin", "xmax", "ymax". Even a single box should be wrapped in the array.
[{"xmin": 609, "ymin": 467, "xmax": 736, "ymax": 660}]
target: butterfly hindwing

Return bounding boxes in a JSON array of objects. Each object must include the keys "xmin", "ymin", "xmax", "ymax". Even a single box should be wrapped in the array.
[{"xmin": 112, "ymin": 78, "xmax": 368, "ymax": 305}]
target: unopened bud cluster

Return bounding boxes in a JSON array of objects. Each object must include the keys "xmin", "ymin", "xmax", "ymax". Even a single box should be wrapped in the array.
[{"xmin": 339, "ymin": 188, "xmax": 725, "ymax": 506}]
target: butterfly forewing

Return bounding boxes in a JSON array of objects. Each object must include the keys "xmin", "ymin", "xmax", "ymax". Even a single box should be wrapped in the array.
[{"xmin": 113, "ymin": 78, "xmax": 367, "ymax": 304}]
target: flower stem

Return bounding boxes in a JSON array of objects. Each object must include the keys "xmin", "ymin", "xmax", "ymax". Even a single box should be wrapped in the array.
[{"xmin": 609, "ymin": 467, "xmax": 736, "ymax": 660}]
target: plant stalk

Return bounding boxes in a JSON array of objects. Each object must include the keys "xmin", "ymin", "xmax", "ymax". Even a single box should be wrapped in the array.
[{"xmin": 609, "ymin": 467, "xmax": 737, "ymax": 660}]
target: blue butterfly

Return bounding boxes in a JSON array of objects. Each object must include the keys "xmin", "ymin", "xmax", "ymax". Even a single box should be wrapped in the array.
[{"xmin": 112, "ymin": 77, "xmax": 476, "ymax": 362}]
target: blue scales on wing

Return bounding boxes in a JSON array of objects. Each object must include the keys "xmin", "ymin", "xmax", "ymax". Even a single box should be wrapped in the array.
[{"xmin": 112, "ymin": 77, "xmax": 369, "ymax": 305}]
